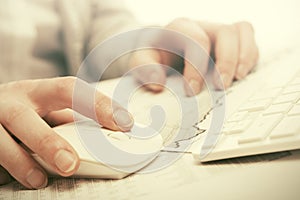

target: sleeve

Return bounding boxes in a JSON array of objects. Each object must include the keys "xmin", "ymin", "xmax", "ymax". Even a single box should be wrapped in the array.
[
  {"xmin": 58, "ymin": 0, "xmax": 139, "ymax": 80},
  {"xmin": 87, "ymin": 0, "xmax": 138, "ymax": 52},
  {"xmin": 87, "ymin": 0, "xmax": 140, "ymax": 80}
]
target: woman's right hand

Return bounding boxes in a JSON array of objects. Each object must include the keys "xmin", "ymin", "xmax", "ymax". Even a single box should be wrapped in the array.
[{"xmin": 0, "ymin": 76, "xmax": 134, "ymax": 189}]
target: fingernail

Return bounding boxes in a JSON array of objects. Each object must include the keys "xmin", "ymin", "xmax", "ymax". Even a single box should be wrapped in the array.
[
  {"xmin": 26, "ymin": 168, "xmax": 47, "ymax": 189},
  {"xmin": 113, "ymin": 108, "xmax": 134, "ymax": 131},
  {"xmin": 222, "ymin": 74, "xmax": 231, "ymax": 88},
  {"xmin": 186, "ymin": 79, "xmax": 201, "ymax": 97},
  {"xmin": 237, "ymin": 65, "xmax": 248, "ymax": 79},
  {"xmin": 149, "ymin": 71, "xmax": 161, "ymax": 83},
  {"xmin": 147, "ymin": 70, "xmax": 164, "ymax": 91},
  {"xmin": 216, "ymin": 73, "xmax": 231, "ymax": 89},
  {"xmin": 54, "ymin": 150, "xmax": 77, "ymax": 173}
]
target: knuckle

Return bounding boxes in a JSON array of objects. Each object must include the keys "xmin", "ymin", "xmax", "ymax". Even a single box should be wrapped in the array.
[
  {"xmin": 54, "ymin": 76, "xmax": 76, "ymax": 100},
  {"xmin": 2, "ymin": 102, "xmax": 29, "ymax": 126},
  {"xmin": 217, "ymin": 25, "xmax": 238, "ymax": 37},
  {"xmin": 197, "ymin": 32, "xmax": 211, "ymax": 49},
  {"xmin": 9, "ymin": 151, "xmax": 24, "ymax": 169},
  {"xmin": 236, "ymin": 21, "xmax": 254, "ymax": 32},
  {"xmin": 37, "ymin": 133, "xmax": 65, "ymax": 154},
  {"xmin": 1, "ymin": 150, "xmax": 17, "ymax": 168},
  {"xmin": 11, "ymin": 80, "xmax": 33, "ymax": 90},
  {"xmin": 94, "ymin": 97, "xmax": 114, "ymax": 125},
  {"xmin": 0, "ymin": 80, "xmax": 34, "ymax": 95},
  {"xmin": 169, "ymin": 18, "xmax": 211, "ymax": 49},
  {"xmin": 170, "ymin": 17, "xmax": 191, "ymax": 26},
  {"xmin": 0, "ymin": 149, "xmax": 44, "ymax": 189},
  {"xmin": 0, "ymin": 146, "xmax": 28, "ymax": 174},
  {"xmin": 239, "ymin": 46, "xmax": 260, "ymax": 67},
  {"xmin": 95, "ymin": 96, "xmax": 111, "ymax": 117},
  {"xmin": 239, "ymin": 54, "xmax": 253, "ymax": 66},
  {"xmin": 217, "ymin": 59, "xmax": 237, "ymax": 70},
  {"xmin": 187, "ymin": 27, "xmax": 211, "ymax": 49}
]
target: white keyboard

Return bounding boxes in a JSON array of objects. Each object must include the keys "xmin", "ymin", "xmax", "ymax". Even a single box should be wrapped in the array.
[{"xmin": 193, "ymin": 47, "xmax": 300, "ymax": 162}]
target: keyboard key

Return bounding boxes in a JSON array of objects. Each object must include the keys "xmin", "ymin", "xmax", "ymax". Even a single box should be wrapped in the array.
[
  {"xmin": 273, "ymin": 93, "xmax": 300, "ymax": 104},
  {"xmin": 263, "ymin": 103, "xmax": 292, "ymax": 115},
  {"xmin": 226, "ymin": 111, "xmax": 248, "ymax": 122},
  {"xmin": 223, "ymin": 119, "xmax": 253, "ymax": 135},
  {"xmin": 290, "ymin": 77, "xmax": 300, "ymax": 85},
  {"xmin": 246, "ymin": 111, "xmax": 261, "ymax": 120},
  {"xmin": 250, "ymin": 88, "xmax": 281, "ymax": 101},
  {"xmin": 222, "ymin": 122, "xmax": 234, "ymax": 134},
  {"xmin": 238, "ymin": 114, "xmax": 283, "ymax": 144},
  {"xmin": 282, "ymin": 85, "xmax": 300, "ymax": 94},
  {"xmin": 288, "ymin": 104, "xmax": 300, "ymax": 116},
  {"xmin": 270, "ymin": 116, "xmax": 300, "ymax": 139},
  {"xmin": 239, "ymin": 99, "xmax": 272, "ymax": 112}
]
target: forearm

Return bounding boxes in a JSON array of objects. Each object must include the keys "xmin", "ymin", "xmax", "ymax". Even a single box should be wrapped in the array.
[{"xmin": 86, "ymin": 0, "xmax": 139, "ymax": 80}]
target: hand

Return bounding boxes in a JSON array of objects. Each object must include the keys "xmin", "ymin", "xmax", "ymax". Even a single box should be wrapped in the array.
[
  {"xmin": 130, "ymin": 18, "xmax": 259, "ymax": 96},
  {"xmin": 0, "ymin": 77, "xmax": 133, "ymax": 189}
]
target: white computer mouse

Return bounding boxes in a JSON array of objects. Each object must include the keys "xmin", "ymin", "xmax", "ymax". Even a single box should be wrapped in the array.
[{"xmin": 31, "ymin": 120, "xmax": 163, "ymax": 179}]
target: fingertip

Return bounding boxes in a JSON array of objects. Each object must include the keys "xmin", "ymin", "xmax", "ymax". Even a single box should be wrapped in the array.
[
  {"xmin": 214, "ymin": 71, "xmax": 232, "ymax": 90},
  {"xmin": 185, "ymin": 79, "xmax": 202, "ymax": 97},
  {"xmin": 145, "ymin": 83, "xmax": 165, "ymax": 92},
  {"xmin": 142, "ymin": 67, "xmax": 166, "ymax": 92},
  {"xmin": 132, "ymin": 62, "xmax": 167, "ymax": 93},
  {"xmin": 113, "ymin": 108, "xmax": 134, "ymax": 132},
  {"xmin": 54, "ymin": 149, "xmax": 79, "ymax": 176},
  {"xmin": 26, "ymin": 167, "xmax": 48, "ymax": 189},
  {"xmin": 235, "ymin": 64, "xmax": 249, "ymax": 80},
  {"xmin": 183, "ymin": 62, "xmax": 206, "ymax": 96}
]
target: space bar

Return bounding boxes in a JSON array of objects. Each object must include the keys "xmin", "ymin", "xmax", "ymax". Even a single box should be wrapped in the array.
[{"xmin": 238, "ymin": 114, "xmax": 283, "ymax": 144}]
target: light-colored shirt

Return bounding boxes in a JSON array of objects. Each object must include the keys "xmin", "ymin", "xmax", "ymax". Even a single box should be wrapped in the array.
[{"xmin": 0, "ymin": 0, "xmax": 137, "ymax": 83}]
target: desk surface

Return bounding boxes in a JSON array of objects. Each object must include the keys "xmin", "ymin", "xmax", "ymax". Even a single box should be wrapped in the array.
[
  {"xmin": 1, "ymin": 71, "xmax": 300, "ymax": 199},
  {"xmin": 1, "ymin": 150, "xmax": 300, "ymax": 200}
]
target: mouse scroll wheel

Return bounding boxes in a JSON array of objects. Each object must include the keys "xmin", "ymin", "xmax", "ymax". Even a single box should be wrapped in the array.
[{"xmin": 107, "ymin": 133, "xmax": 131, "ymax": 141}]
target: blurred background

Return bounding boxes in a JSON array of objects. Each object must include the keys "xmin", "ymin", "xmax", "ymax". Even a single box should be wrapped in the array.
[{"xmin": 124, "ymin": 0, "xmax": 300, "ymax": 57}]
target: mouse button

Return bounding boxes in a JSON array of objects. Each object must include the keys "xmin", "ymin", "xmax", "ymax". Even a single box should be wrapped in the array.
[
  {"xmin": 109, "ymin": 134, "xmax": 163, "ymax": 155},
  {"xmin": 135, "ymin": 134, "xmax": 163, "ymax": 153},
  {"xmin": 73, "ymin": 122, "xmax": 130, "ymax": 141},
  {"xmin": 75, "ymin": 120, "xmax": 100, "ymax": 128},
  {"xmin": 129, "ymin": 124, "xmax": 159, "ymax": 139},
  {"xmin": 74, "ymin": 160, "xmax": 129, "ymax": 179},
  {"xmin": 53, "ymin": 124, "xmax": 97, "ymax": 162},
  {"xmin": 105, "ymin": 130, "xmax": 131, "ymax": 141}
]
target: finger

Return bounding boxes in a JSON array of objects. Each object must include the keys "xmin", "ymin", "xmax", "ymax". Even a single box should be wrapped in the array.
[
  {"xmin": 183, "ymin": 59, "xmax": 206, "ymax": 96},
  {"xmin": 0, "ymin": 166, "xmax": 12, "ymax": 186},
  {"xmin": 30, "ymin": 77, "xmax": 134, "ymax": 131},
  {"xmin": 0, "ymin": 101, "xmax": 80, "ymax": 177},
  {"xmin": 166, "ymin": 18, "xmax": 211, "ymax": 96},
  {"xmin": 43, "ymin": 109, "xmax": 74, "ymax": 127},
  {"xmin": 234, "ymin": 21, "xmax": 259, "ymax": 79},
  {"xmin": 0, "ymin": 124, "xmax": 47, "ymax": 189},
  {"xmin": 213, "ymin": 25, "xmax": 239, "ymax": 89},
  {"xmin": 130, "ymin": 49, "xmax": 166, "ymax": 92}
]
